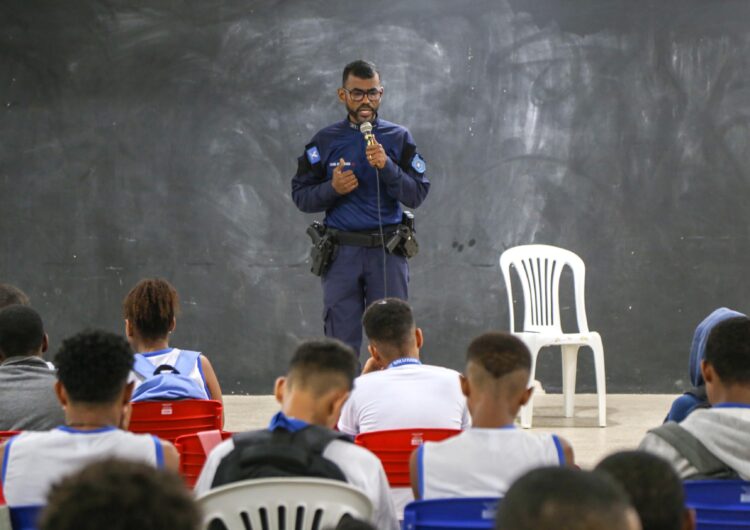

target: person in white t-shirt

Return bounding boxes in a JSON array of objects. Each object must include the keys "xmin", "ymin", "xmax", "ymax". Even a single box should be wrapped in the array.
[
  {"xmin": 337, "ymin": 298, "xmax": 470, "ymax": 435},
  {"xmin": 195, "ymin": 338, "xmax": 399, "ymax": 530},
  {"xmin": 0, "ymin": 330, "xmax": 179, "ymax": 527},
  {"xmin": 409, "ymin": 332, "xmax": 574, "ymax": 500},
  {"xmin": 337, "ymin": 298, "xmax": 469, "ymax": 516}
]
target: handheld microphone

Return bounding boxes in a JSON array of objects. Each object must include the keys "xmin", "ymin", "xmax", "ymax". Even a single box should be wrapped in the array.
[{"xmin": 359, "ymin": 121, "xmax": 376, "ymax": 147}]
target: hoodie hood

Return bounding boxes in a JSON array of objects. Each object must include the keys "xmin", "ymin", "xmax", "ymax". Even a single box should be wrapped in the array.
[{"xmin": 689, "ymin": 307, "xmax": 746, "ymax": 387}]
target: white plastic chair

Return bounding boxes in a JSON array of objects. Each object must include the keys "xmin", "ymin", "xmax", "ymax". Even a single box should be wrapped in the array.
[
  {"xmin": 499, "ymin": 244, "xmax": 606, "ymax": 428},
  {"xmin": 197, "ymin": 477, "xmax": 374, "ymax": 530}
]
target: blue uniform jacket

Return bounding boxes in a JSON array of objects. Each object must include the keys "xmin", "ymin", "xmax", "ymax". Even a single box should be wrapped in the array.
[{"xmin": 291, "ymin": 117, "xmax": 430, "ymax": 232}]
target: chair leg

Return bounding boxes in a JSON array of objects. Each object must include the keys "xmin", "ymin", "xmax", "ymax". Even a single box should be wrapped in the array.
[
  {"xmin": 591, "ymin": 334, "xmax": 607, "ymax": 427},
  {"xmin": 520, "ymin": 345, "xmax": 541, "ymax": 429},
  {"xmin": 561, "ymin": 345, "xmax": 579, "ymax": 418}
]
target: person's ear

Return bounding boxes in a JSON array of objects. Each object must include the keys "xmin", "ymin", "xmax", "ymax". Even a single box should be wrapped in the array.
[
  {"xmin": 125, "ymin": 319, "xmax": 133, "ymax": 339},
  {"xmin": 337, "ymin": 87, "xmax": 347, "ymax": 103},
  {"xmin": 274, "ymin": 377, "xmax": 286, "ymax": 405},
  {"xmin": 41, "ymin": 333, "xmax": 49, "ymax": 354},
  {"xmin": 369, "ymin": 343, "xmax": 383, "ymax": 365},
  {"xmin": 168, "ymin": 317, "xmax": 176, "ymax": 334},
  {"xmin": 519, "ymin": 386, "xmax": 534, "ymax": 406},
  {"xmin": 328, "ymin": 389, "xmax": 351, "ymax": 428},
  {"xmin": 415, "ymin": 327, "xmax": 424, "ymax": 349},
  {"xmin": 54, "ymin": 381, "xmax": 68, "ymax": 408},
  {"xmin": 460, "ymin": 373, "xmax": 470, "ymax": 398},
  {"xmin": 701, "ymin": 360, "xmax": 715, "ymax": 384},
  {"xmin": 122, "ymin": 381, "xmax": 134, "ymax": 403}
]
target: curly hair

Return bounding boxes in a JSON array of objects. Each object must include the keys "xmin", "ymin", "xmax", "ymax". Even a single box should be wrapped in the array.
[
  {"xmin": 123, "ymin": 278, "xmax": 180, "ymax": 341},
  {"xmin": 39, "ymin": 459, "xmax": 201, "ymax": 530},
  {"xmin": 54, "ymin": 330, "xmax": 133, "ymax": 404}
]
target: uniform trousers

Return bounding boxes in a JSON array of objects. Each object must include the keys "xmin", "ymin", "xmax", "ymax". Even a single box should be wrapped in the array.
[{"xmin": 322, "ymin": 245, "xmax": 408, "ymax": 356}]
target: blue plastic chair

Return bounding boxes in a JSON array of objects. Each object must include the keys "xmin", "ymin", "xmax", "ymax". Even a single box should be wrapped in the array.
[
  {"xmin": 402, "ymin": 497, "xmax": 500, "ymax": 530},
  {"xmin": 684, "ymin": 480, "xmax": 750, "ymax": 528}
]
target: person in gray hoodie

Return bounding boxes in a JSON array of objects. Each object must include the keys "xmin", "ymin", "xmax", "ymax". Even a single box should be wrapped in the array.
[{"xmin": 640, "ymin": 316, "xmax": 750, "ymax": 479}]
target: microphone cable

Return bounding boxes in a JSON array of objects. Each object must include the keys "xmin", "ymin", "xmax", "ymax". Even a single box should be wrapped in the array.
[
  {"xmin": 375, "ymin": 166, "xmax": 387, "ymax": 298},
  {"xmin": 361, "ymin": 120, "xmax": 388, "ymax": 298}
]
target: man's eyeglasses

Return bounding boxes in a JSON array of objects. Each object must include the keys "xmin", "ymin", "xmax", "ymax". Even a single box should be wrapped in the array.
[{"xmin": 342, "ymin": 87, "xmax": 383, "ymax": 102}]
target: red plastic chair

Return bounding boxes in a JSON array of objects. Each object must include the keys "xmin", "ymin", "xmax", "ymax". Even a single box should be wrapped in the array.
[
  {"xmin": 128, "ymin": 400, "xmax": 222, "ymax": 444},
  {"xmin": 354, "ymin": 429, "xmax": 461, "ymax": 487},
  {"xmin": 0, "ymin": 431, "xmax": 20, "ymax": 506},
  {"xmin": 174, "ymin": 429, "xmax": 232, "ymax": 487}
]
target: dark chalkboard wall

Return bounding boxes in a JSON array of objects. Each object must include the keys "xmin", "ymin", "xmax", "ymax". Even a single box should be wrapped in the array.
[{"xmin": 2, "ymin": 0, "xmax": 750, "ymax": 394}]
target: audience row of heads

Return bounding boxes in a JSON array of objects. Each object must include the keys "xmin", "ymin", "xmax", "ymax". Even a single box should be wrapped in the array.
[
  {"xmin": 34, "ymin": 450, "xmax": 690, "ymax": 530},
  {"xmin": 5, "ymin": 281, "xmax": 750, "ymax": 414},
  {"xmin": 0, "ymin": 278, "xmax": 181, "ymax": 361}
]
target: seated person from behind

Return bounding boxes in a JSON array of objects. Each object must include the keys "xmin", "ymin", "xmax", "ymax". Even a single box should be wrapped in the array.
[
  {"xmin": 665, "ymin": 307, "xmax": 745, "ymax": 423},
  {"xmin": 641, "ymin": 316, "xmax": 750, "ymax": 479},
  {"xmin": 195, "ymin": 338, "xmax": 399, "ymax": 530},
  {"xmin": 595, "ymin": 451, "xmax": 695, "ymax": 530},
  {"xmin": 410, "ymin": 332, "xmax": 574, "ymax": 500},
  {"xmin": 496, "ymin": 467, "xmax": 641, "ymax": 530},
  {"xmin": 0, "ymin": 330, "xmax": 178, "ymax": 525},
  {"xmin": 39, "ymin": 459, "xmax": 200, "ymax": 530},
  {"xmin": 0, "ymin": 305, "xmax": 65, "ymax": 430},
  {"xmin": 337, "ymin": 298, "xmax": 469, "ymax": 435},
  {"xmin": 123, "ymin": 278, "xmax": 222, "ymax": 404},
  {"xmin": 0, "ymin": 282, "xmax": 30, "ymax": 309}
]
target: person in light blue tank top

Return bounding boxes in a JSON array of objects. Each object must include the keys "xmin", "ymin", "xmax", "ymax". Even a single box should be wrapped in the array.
[{"xmin": 122, "ymin": 278, "xmax": 223, "ymax": 411}]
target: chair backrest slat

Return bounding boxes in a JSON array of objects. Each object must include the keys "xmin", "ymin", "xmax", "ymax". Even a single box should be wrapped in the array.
[
  {"xmin": 198, "ymin": 477, "xmax": 373, "ymax": 530},
  {"xmin": 499, "ymin": 245, "xmax": 589, "ymax": 334}
]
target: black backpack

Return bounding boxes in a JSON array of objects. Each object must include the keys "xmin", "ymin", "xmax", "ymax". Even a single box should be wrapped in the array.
[{"xmin": 211, "ymin": 425, "xmax": 352, "ymax": 488}]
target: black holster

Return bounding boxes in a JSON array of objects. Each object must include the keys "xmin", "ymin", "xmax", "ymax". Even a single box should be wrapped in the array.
[
  {"xmin": 306, "ymin": 221, "xmax": 337, "ymax": 276},
  {"xmin": 386, "ymin": 211, "xmax": 419, "ymax": 258}
]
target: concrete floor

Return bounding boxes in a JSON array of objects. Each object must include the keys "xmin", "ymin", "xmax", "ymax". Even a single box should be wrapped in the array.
[{"xmin": 223, "ymin": 393, "xmax": 677, "ymax": 469}]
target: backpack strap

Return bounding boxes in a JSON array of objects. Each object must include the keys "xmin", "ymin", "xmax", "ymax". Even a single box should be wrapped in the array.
[
  {"xmin": 132, "ymin": 353, "xmax": 158, "ymax": 378},
  {"xmin": 648, "ymin": 422, "xmax": 738, "ymax": 479},
  {"xmin": 172, "ymin": 349, "xmax": 201, "ymax": 375}
]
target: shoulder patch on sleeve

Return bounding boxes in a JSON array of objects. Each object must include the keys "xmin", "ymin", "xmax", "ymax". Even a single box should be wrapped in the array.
[
  {"xmin": 306, "ymin": 145, "xmax": 321, "ymax": 165},
  {"xmin": 411, "ymin": 153, "xmax": 426, "ymax": 174}
]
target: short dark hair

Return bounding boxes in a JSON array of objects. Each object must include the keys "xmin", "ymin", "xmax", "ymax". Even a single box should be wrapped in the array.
[
  {"xmin": 704, "ymin": 316, "xmax": 750, "ymax": 385},
  {"xmin": 0, "ymin": 283, "xmax": 30, "ymax": 309},
  {"xmin": 39, "ymin": 459, "xmax": 201, "ymax": 530},
  {"xmin": 288, "ymin": 338, "xmax": 358, "ymax": 394},
  {"xmin": 54, "ymin": 330, "xmax": 134, "ymax": 404},
  {"xmin": 342, "ymin": 60, "xmax": 379, "ymax": 85},
  {"xmin": 123, "ymin": 278, "xmax": 180, "ymax": 341},
  {"xmin": 467, "ymin": 332, "xmax": 531, "ymax": 378},
  {"xmin": 497, "ymin": 467, "xmax": 634, "ymax": 530},
  {"xmin": 0, "ymin": 305, "xmax": 44, "ymax": 359},
  {"xmin": 362, "ymin": 298, "xmax": 415, "ymax": 356},
  {"xmin": 596, "ymin": 451, "xmax": 685, "ymax": 530}
]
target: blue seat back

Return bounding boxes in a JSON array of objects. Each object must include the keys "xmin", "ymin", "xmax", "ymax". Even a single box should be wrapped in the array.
[
  {"xmin": 403, "ymin": 497, "xmax": 500, "ymax": 530},
  {"xmin": 10, "ymin": 505, "xmax": 41, "ymax": 530},
  {"xmin": 685, "ymin": 480, "xmax": 750, "ymax": 528}
]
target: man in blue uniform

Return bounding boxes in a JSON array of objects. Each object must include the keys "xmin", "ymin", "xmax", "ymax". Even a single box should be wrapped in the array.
[{"xmin": 292, "ymin": 60, "xmax": 430, "ymax": 356}]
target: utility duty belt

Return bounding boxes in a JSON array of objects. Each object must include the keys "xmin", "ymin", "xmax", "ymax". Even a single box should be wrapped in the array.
[{"xmin": 306, "ymin": 212, "xmax": 420, "ymax": 276}]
